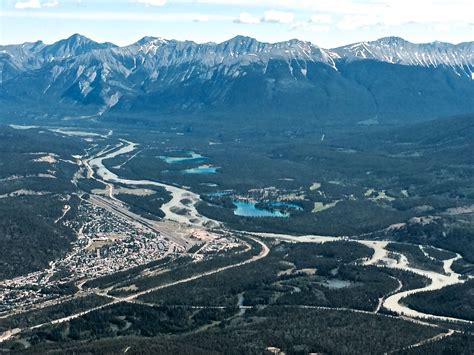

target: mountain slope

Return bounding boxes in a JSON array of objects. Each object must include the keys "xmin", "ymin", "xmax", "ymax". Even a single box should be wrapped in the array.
[
  {"xmin": 333, "ymin": 37, "xmax": 474, "ymax": 78},
  {"xmin": 1, "ymin": 35, "xmax": 473, "ymax": 125}
]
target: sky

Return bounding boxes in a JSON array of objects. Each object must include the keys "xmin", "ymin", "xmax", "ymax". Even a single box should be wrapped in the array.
[{"xmin": 1, "ymin": 0, "xmax": 473, "ymax": 48}]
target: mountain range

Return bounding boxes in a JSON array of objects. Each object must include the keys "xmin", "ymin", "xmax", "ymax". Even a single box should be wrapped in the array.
[{"xmin": 1, "ymin": 34, "xmax": 473, "ymax": 126}]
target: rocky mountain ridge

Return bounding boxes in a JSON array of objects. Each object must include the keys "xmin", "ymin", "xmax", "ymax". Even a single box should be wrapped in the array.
[{"xmin": 1, "ymin": 34, "xmax": 473, "ymax": 124}]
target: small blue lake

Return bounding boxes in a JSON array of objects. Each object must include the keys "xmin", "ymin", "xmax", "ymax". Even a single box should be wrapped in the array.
[
  {"xmin": 233, "ymin": 200, "xmax": 289, "ymax": 218},
  {"xmin": 159, "ymin": 151, "xmax": 206, "ymax": 164},
  {"xmin": 319, "ymin": 279, "xmax": 354, "ymax": 289},
  {"xmin": 182, "ymin": 165, "xmax": 219, "ymax": 174}
]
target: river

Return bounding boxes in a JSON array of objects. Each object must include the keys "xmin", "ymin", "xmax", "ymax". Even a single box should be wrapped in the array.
[
  {"xmin": 86, "ymin": 140, "xmax": 218, "ymax": 228},
  {"xmin": 87, "ymin": 139, "xmax": 472, "ymax": 324}
]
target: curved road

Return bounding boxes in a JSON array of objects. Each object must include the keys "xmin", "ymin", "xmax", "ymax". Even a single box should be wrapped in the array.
[
  {"xmin": 3, "ymin": 136, "xmax": 470, "ymax": 346},
  {"xmin": 94, "ymin": 140, "xmax": 472, "ymax": 325},
  {"xmin": 0, "ymin": 236, "xmax": 268, "ymax": 341},
  {"xmin": 86, "ymin": 140, "xmax": 219, "ymax": 228},
  {"xmin": 259, "ymin": 234, "xmax": 472, "ymax": 324}
]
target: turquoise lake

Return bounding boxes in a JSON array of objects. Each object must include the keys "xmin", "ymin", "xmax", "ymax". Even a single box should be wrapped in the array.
[
  {"xmin": 159, "ymin": 151, "xmax": 206, "ymax": 164},
  {"xmin": 319, "ymin": 279, "xmax": 354, "ymax": 289},
  {"xmin": 183, "ymin": 165, "xmax": 219, "ymax": 174},
  {"xmin": 233, "ymin": 200, "xmax": 289, "ymax": 218}
]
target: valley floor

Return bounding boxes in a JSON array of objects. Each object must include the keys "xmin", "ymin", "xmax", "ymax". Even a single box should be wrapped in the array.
[{"xmin": 1, "ymin": 126, "xmax": 473, "ymax": 353}]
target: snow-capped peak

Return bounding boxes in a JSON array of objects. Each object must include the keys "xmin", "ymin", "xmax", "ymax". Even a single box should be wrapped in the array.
[{"xmin": 333, "ymin": 37, "xmax": 474, "ymax": 77}]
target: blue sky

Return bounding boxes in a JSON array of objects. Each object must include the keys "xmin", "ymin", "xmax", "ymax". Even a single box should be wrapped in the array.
[{"xmin": 1, "ymin": 0, "xmax": 473, "ymax": 47}]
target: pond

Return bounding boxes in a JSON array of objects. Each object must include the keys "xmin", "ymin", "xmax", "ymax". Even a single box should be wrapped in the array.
[
  {"xmin": 233, "ymin": 200, "xmax": 289, "ymax": 218},
  {"xmin": 319, "ymin": 279, "xmax": 354, "ymax": 289},
  {"xmin": 182, "ymin": 165, "xmax": 219, "ymax": 174},
  {"xmin": 159, "ymin": 151, "xmax": 206, "ymax": 164}
]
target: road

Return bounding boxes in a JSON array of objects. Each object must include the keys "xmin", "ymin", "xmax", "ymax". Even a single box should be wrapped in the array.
[
  {"xmin": 89, "ymin": 194, "xmax": 190, "ymax": 249},
  {"xmin": 2, "ymin": 134, "xmax": 471, "ymax": 351},
  {"xmin": 0, "ymin": 236, "xmax": 268, "ymax": 342},
  {"xmin": 91, "ymin": 139, "xmax": 472, "ymax": 325},
  {"xmin": 258, "ymin": 233, "xmax": 472, "ymax": 324},
  {"xmin": 85, "ymin": 140, "xmax": 219, "ymax": 228}
]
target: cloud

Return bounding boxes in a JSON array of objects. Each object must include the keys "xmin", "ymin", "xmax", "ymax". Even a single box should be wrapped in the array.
[
  {"xmin": 134, "ymin": 0, "xmax": 166, "ymax": 6},
  {"xmin": 330, "ymin": 1, "xmax": 474, "ymax": 30},
  {"xmin": 9, "ymin": 0, "xmax": 474, "ymax": 36},
  {"xmin": 337, "ymin": 14, "xmax": 379, "ymax": 30},
  {"xmin": 14, "ymin": 0, "xmax": 59, "ymax": 9},
  {"xmin": 234, "ymin": 10, "xmax": 295, "ymax": 25},
  {"xmin": 432, "ymin": 23, "xmax": 450, "ymax": 33},
  {"xmin": 15, "ymin": 0, "xmax": 42, "ymax": 9},
  {"xmin": 290, "ymin": 14, "xmax": 332, "ymax": 32},
  {"xmin": 43, "ymin": 0, "xmax": 59, "ymax": 8},
  {"xmin": 291, "ymin": 21, "xmax": 331, "ymax": 33},
  {"xmin": 196, "ymin": 0, "xmax": 473, "ymax": 28},
  {"xmin": 2, "ymin": 10, "xmax": 232, "ymax": 22},
  {"xmin": 233, "ymin": 12, "xmax": 260, "ymax": 24},
  {"xmin": 193, "ymin": 14, "xmax": 209, "ymax": 22},
  {"xmin": 193, "ymin": 0, "xmax": 372, "ymax": 13},
  {"xmin": 310, "ymin": 14, "xmax": 332, "ymax": 25},
  {"xmin": 261, "ymin": 10, "xmax": 294, "ymax": 24}
]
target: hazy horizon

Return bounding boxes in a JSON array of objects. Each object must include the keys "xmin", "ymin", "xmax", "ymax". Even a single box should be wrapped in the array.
[
  {"xmin": 1, "ymin": 0, "xmax": 473, "ymax": 47},
  {"xmin": 3, "ymin": 31, "xmax": 474, "ymax": 48}
]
